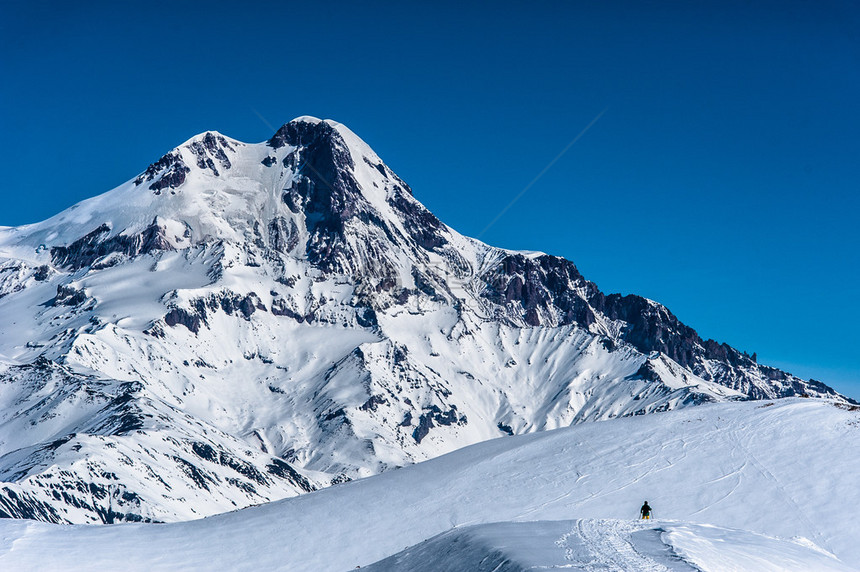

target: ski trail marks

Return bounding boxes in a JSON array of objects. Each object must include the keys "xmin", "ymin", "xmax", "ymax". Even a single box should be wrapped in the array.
[
  {"xmin": 556, "ymin": 519, "xmax": 672, "ymax": 571},
  {"xmin": 726, "ymin": 423, "xmax": 834, "ymax": 554}
]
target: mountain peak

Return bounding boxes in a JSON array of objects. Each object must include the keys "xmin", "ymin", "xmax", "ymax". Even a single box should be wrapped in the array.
[
  {"xmin": 288, "ymin": 115, "xmax": 325, "ymax": 124},
  {"xmin": 267, "ymin": 116, "xmax": 344, "ymax": 150},
  {"xmin": 0, "ymin": 117, "xmax": 851, "ymax": 526},
  {"xmin": 132, "ymin": 130, "xmax": 240, "ymax": 196}
]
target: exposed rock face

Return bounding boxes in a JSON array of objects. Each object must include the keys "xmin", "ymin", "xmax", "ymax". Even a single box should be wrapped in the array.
[
  {"xmin": 271, "ymin": 120, "xmax": 364, "ymax": 269},
  {"xmin": 135, "ymin": 151, "xmax": 190, "ymax": 193},
  {"xmin": 0, "ymin": 116, "xmax": 850, "ymax": 524},
  {"xmin": 480, "ymin": 253, "xmax": 596, "ymax": 327},
  {"xmin": 413, "ymin": 405, "xmax": 467, "ymax": 444},
  {"xmin": 50, "ymin": 220, "xmax": 175, "ymax": 271},
  {"xmin": 53, "ymin": 284, "xmax": 88, "ymax": 306},
  {"xmin": 271, "ymin": 120, "xmax": 447, "ymax": 273},
  {"xmin": 187, "ymin": 132, "xmax": 234, "ymax": 176},
  {"xmin": 162, "ymin": 291, "xmax": 266, "ymax": 334},
  {"xmin": 135, "ymin": 132, "xmax": 237, "ymax": 193},
  {"xmin": 585, "ymin": 292, "xmax": 842, "ymax": 399},
  {"xmin": 268, "ymin": 216, "xmax": 300, "ymax": 254}
]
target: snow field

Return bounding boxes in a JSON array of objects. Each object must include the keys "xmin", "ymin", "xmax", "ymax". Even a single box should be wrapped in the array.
[
  {"xmin": 0, "ymin": 398, "xmax": 857, "ymax": 570},
  {"xmin": 365, "ymin": 519, "xmax": 853, "ymax": 571}
]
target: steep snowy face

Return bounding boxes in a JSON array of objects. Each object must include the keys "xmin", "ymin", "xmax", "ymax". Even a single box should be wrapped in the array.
[{"xmin": 0, "ymin": 116, "xmax": 849, "ymax": 524}]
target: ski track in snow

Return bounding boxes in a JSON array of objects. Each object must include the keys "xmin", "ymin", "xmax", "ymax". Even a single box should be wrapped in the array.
[
  {"xmin": 726, "ymin": 420, "xmax": 834, "ymax": 555},
  {"xmin": 363, "ymin": 518, "xmax": 847, "ymax": 571},
  {"xmin": 687, "ymin": 468, "xmax": 743, "ymax": 517},
  {"xmin": 687, "ymin": 423, "xmax": 745, "ymax": 517},
  {"xmin": 559, "ymin": 519, "xmax": 671, "ymax": 571},
  {"xmin": 515, "ymin": 487, "xmax": 575, "ymax": 520},
  {"xmin": 558, "ymin": 435, "xmax": 689, "ymax": 516}
]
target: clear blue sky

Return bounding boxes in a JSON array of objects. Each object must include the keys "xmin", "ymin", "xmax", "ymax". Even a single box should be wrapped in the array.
[{"xmin": 2, "ymin": 1, "xmax": 859, "ymax": 399}]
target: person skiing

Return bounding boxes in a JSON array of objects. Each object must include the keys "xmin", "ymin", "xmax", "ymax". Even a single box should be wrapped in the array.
[{"xmin": 640, "ymin": 501, "xmax": 652, "ymax": 520}]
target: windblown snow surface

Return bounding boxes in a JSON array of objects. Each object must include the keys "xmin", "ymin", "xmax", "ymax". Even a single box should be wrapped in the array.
[{"xmin": 0, "ymin": 398, "xmax": 856, "ymax": 570}]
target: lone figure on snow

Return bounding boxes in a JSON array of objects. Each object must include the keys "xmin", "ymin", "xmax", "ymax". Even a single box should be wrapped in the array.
[{"xmin": 640, "ymin": 501, "xmax": 652, "ymax": 520}]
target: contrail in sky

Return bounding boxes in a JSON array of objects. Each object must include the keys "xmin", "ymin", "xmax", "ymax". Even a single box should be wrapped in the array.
[{"xmin": 477, "ymin": 107, "xmax": 609, "ymax": 239}]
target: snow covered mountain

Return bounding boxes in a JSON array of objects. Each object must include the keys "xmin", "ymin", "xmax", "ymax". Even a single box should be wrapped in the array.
[
  {"xmin": 1, "ymin": 399, "xmax": 857, "ymax": 570},
  {"xmin": 0, "ymin": 117, "xmax": 848, "ymax": 524}
]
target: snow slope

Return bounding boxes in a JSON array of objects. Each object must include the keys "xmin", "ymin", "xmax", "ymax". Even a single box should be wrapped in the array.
[
  {"xmin": 0, "ymin": 398, "xmax": 856, "ymax": 570},
  {"xmin": 364, "ymin": 520, "xmax": 853, "ymax": 571}
]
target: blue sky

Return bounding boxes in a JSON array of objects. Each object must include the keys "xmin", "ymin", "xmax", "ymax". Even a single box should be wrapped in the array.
[{"xmin": 2, "ymin": 1, "xmax": 859, "ymax": 398}]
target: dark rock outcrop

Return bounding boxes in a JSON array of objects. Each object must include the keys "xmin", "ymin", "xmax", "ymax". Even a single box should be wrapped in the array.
[
  {"xmin": 135, "ymin": 151, "xmax": 190, "ymax": 193},
  {"xmin": 480, "ymin": 253, "xmax": 596, "ymax": 327},
  {"xmin": 163, "ymin": 291, "xmax": 267, "ymax": 333},
  {"xmin": 475, "ymin": 250, "xmax": 845, "ymax": 402},
  {"xmin": 412, "ymin": 405, "xmax": 467, "ymax": 444},
  {"xmin": 50, "ymin": 220, "xmax": 175, "ymax": 271},
  {"xmin": 269, "ymin": 119, "xmax": 447, "ymax": 273},
  {"xmin": 268, "ymin": 216, "xmax": 300, "ymax": 253},
  {"xmin": 187, "ymin": 132, "xmax": 234, "ymax": 176},
  {"xmin": 269, "ymin": 120, "xmax": 361, "ymax": 269}
]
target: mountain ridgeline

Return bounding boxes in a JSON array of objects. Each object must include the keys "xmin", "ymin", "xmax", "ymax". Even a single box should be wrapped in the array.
[{"xmin": 0, "ymin": 116, "xmax": 847, "ymax": 524}]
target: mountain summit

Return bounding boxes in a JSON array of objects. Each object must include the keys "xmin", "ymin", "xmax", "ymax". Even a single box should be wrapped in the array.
[{"xmin": 0, "ymin": 117, "xmax": 847, "ymax": 523}]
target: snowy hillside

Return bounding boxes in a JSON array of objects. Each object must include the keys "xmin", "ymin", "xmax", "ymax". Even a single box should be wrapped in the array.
[
  {"xmin": 0, "ymin": 399, "xmax": 856, "ymax": 570},
  {"xmin": 0, "ymin": 116, "xmax": 850, "ymax": 523},
  {"xmin": 364, "ymin": 520, "xmax": 853, "ymax": 572}
]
